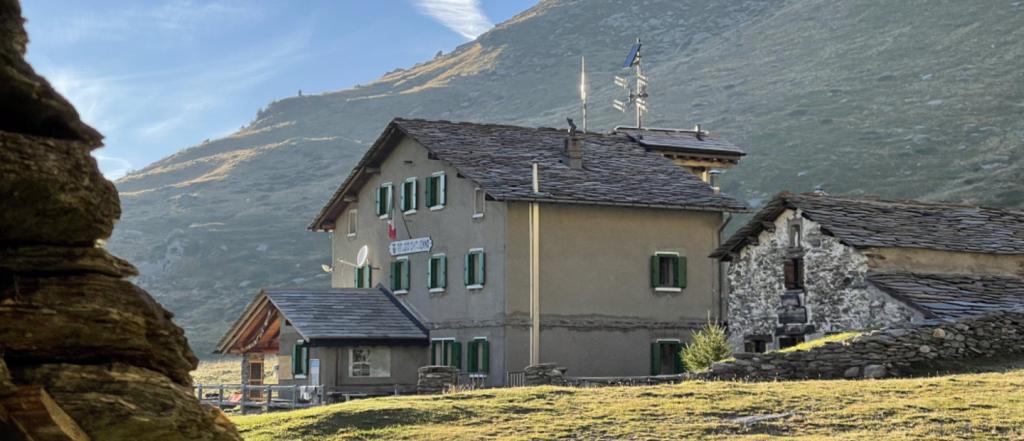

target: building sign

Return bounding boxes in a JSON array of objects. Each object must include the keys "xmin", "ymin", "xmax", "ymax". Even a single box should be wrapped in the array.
[{"xmin": 389, "ymin": 237, "xmax": 432, "ymax": 256}]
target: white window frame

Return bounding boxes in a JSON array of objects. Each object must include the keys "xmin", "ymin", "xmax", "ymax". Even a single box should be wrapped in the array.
[
  {"xmin": 378, "ymin": 182, "xmax": 394, "ymax": 219},
  {"xmin": 472, "ymin": 187, "xmax": 485, "ymax": 219},
  {"xmin": 428, "ymin": 253, "xmax": 446, "ymax": 293},
  {"xmin": 402, "ymin": 177, "xmax": 418, "ymax": 215},
  {"xmin": 654, "ymin": 251, "xmax": 682, "ymax": 293},
  {"xmin": 393, "ymin": 256, "xmax": 410, "ymax": 295},
  {"xmin": 429, "ymin": 171, "xmax": 446, "ymax": 211},
  {"xmin": 431, "ymin": 337, "xmax": 456, "ymax": 367},
  {"xmin": 347, "ymin": 209, "xmax": 358, "ymax": 238},
  {"xmin": 348, "ymin": 346, "xmax": 391, "ymax": 378},
  {"xmin": 466, "ymin": 247, "xmax": 485, "ymax": 290}
]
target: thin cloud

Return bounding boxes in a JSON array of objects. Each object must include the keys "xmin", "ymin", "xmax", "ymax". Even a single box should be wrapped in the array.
[
  {"xmin": 92, "ymin": 153, "xmax": 133, "ymax": 180},
  {"xmin": 413, "ymin": 0, "xmax": 493, "ymax": 40}
]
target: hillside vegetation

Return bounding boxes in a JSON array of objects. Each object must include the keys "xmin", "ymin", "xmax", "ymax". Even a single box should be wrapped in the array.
[
  {"xmin": 233, "ymin": 369, "xmax": 1024, "ymax": 440},
  {"xmin": 106, "ymin": 0, "xmax": 1024, "ymax": 354}
]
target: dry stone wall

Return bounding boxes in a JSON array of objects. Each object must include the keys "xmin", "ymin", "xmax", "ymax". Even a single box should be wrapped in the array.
[
  {"xmin": 703, "ymin": 310, "xmax": 1024, "ymax": 380},
  {"xmin": 417, "ymin": 366, "xmax": 459, "ymax": 394}
]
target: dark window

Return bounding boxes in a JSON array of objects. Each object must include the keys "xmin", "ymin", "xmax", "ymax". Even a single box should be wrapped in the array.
[
  {"xmin": 650, "ymin": 254, "xmax": 687, "ymax": 289},
  {"xmin": 744, "ymin": 339, "xmax": 769, "ymax": 353},
  {"xmin": 649, "ymin": 341, "xmax": 684, "ymax": 375},
  {"xmin": 789, "ymin": 223, "xmax": 802, "ymax": 248},
  {"xmin": 784, "ymin": 257, "xmax": 804, "ymax": 290},
  {"xmin": 777, "ymin": 336, "xmax": 805, "ymax": 350}
]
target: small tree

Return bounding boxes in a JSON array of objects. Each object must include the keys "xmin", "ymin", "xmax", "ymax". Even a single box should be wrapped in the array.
[{"xmin": 680, "ymin": 321, "xmax": 732, "ymax": 372}]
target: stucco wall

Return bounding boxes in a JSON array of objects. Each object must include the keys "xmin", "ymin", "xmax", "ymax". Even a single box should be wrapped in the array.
[
  {"xmin": 726, "ymin": 209, "xmax": 921, "ymax": 351},
  {"xmin": 862, "ymin": 246, "xmax": 1024, "ymax": 277}
]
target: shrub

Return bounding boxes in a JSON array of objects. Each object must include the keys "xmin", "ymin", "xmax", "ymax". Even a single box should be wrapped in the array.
[{"xmin": 680, "ymin": 321, "xmax": 732, "ymax": 372}]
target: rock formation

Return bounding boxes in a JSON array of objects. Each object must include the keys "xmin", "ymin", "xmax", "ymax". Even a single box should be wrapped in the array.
[{"xmin": 0, "ymin": 1, "xmax": 240, "ymax": 439}]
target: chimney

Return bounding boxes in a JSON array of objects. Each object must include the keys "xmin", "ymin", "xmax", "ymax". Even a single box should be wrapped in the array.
[
  {"xmin": 563, "ymin": 118, "xmax": 584, "ymax": 169},
  {"xmin": 708, "ymin": 169, "xmax": 723, "ymax": 194}
]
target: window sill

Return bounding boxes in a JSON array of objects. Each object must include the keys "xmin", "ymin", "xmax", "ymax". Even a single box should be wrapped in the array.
[
  {"xmin": 346, "ymin": 233, "xmax": 357, "ymax": 239},
  {"xmin": 294, "ymin": 375, "xmax": 307, "ymax": 379},
  {"xmin": 428, "ymin": 287, "xmax": 446, "ymax": 293},
  {"xmin": 403, "ymin": 209, "xmax": 417, "ymax": 215},
  {"xmin": 472, "ymin": 213, "xmax": 484, "ymax": 219},
  {"xmin": 379, "ymin": 215, "xmax": 391, "ymax": 220},
  {"xmin": 466, "ymin": 284, "xmax": 484, "ymax": 291},
  {"xmin": 654, "ymin": 287, "xmax": 682, "ymax": 293},
  {"xmin": 429, "ymin": 205, "xmax": 445, "ymax": 211},
  {"xmin": 394, "ymin": 289, "xmax": 409, "ymax": 295}
]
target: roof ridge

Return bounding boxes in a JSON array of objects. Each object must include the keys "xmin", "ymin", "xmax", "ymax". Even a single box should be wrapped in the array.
[{"xmin": 789, "ymin": 192, "xmax": 1024, "ymax": 213}]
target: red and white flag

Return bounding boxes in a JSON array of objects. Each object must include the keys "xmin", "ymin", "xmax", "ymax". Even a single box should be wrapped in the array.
[{"xmin": 387, "ymin": 219, "xmax": 397, "ymax": 241}]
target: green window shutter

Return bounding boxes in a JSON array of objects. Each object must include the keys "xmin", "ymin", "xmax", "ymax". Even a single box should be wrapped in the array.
[
  {"xmin": 481, "ymin": 340, "xmax": 490, "ymax": 373},
  {"xmin": 451, "ymin": 341, "xmax": 462, "ymax": 370},
  {"xmin": 355, "ymin": 266, "xmax": 362, "ymax": 288},
  {"xmin": 442, "ymin": 340, "xmax": 451, "ymax": 366},
  {"xmin": 367, "ymin": 266, "xmax": 372, "ymax": 286},
  {"xmin": 292, "ymin": 343, "xmax": 300, "ymax": 375},
  {"xmin": 402, "ymin": 260, "xmax": 410, "ymax": 290},
  {"xmin": 476, "ymin": 252, "xmax": 485, "ymax": 286},
  {"xmin": 440, "ymin": 256, "xmax": 447, "ymax": 288},
  {"xmin": 463, "ymin": 254, "xmax": 471, "ymax": 285},
  {"xmin": 467, "ymin": 341, "xmax": 477, "ymax": 373},
  {"xmin": 439, "ymin": 173, "xmax": 447, "ymax": 205},
  {"xmin": 427, "ymin": 257, "xmax": 434, "ymax": 289},
  {"xmin": 650, "ymin": 342, "xmax": 661, "ymax": 375},
  {"xmin": 650, "ymin": 256, "xmax": 661, "ymax": 287},
  {"xmin": 430, "ymin": 341, "xmax": 438, "ymax": 365},
  {"xmin": 677, "ymin": 257, "xmax": 687, "ymax": 289},
  {"xmin": 399, "ymin": 182, "xmax": 406, "ymax": 212},
  {"xmin": 390, "ymin": 262, "xmax": 398, "ymax": 291}
]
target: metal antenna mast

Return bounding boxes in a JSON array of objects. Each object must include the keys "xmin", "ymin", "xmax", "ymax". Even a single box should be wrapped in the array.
[
  {"xmin": 580, "ymin": 56, "xmax": 588, "ymax": 133},
  {"xmin": 612, "ymin": 38, "xmax": 648, "ymax": 128}
]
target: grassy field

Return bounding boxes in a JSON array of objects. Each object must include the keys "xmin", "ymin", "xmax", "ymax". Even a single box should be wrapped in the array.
[
  {"xmin": 233, "ymin": 367, "xmax": 1024, "ymax": 440},
  {"xmin": 191, "ymin": 356, "xmax": 278, "ymax": 385}
]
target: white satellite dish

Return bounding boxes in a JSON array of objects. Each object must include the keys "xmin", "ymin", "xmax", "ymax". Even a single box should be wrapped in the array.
[
  {"xmin": 321, "ymin": 264, "xmax": 333, "ymax": 273},
  {"xmin": 356, "ymin": 245, "xmax": 369, "ymax": 267}
]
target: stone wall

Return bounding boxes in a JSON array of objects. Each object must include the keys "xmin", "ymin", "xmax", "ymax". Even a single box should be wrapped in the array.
[
  {"xmin": 523, "ymin": 363, "xmax": 566, "ymax": 386},
  {"xmin": 726, "ymin": 208, "xmax": 921, "ymax": 351},
  {"xmin": 0, "ymin": 2, "xmax": 239, "ymax": 439},
  {"xmin": 704, "ymin": 311, "xmax": 1024, "ymax": 380},
  {"xmin": 416, "ymin": 366, "xmax": 459, "ymax": 394}
]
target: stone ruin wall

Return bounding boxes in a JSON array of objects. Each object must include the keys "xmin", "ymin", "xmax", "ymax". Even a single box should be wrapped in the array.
[
  {"xmin": 704, "ymin": 310, "xmax": 1024, "ymax": 380},
  {"xmin": 0, "ymin": 1, "xmax": 240, "ymax": 439},
  {"xmin": 726, "ymin": 208, "xmax": 921, "ymax": 351}
]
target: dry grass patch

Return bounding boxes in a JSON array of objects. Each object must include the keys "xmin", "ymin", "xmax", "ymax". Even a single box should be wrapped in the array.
[{"xmin": 233, "ymin": 368, "xmax": 1024, "ymax": 440}]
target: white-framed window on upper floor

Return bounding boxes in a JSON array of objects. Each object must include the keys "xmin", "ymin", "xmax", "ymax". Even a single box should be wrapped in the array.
[
  {"xmin": 430, "ymin": 338, "xmax": 461, "ymax": 369},
  {"xmin": 355, "ymin": 265, "xmax": 372, "ymax": 288},
  {"xmin": 390, "ymin": 256, "xmax": 410, "ymax": 294},
  {"xmin": 426, "ymin": 171, "xmax": 447, "ymax": 210},
  {"xmin": 347, "ymin": 209, "xmax": 358, "ymax": 237},
  {"xmin": 427, "ymin": 253, "xmax": 447, "ymax": 292},
  {"xmin": 350, "ymin": 346, "xmax": 391, "ymax": 378},
  {"xmin": 651, "ymin": 252, "xmax": 686, "ymax": 292},
  {"xmin": 464, "ymin": 248, "xmax": 485, "ymax": 290},
  {"xmin": 376, "ymin": 182, "xmax": 393, "ymax": 219},
  {"xmin": 467, "ymin": 337, "xmax": 489, "ymax": 373},
  {"xmin": 400, "ymin": 177, "xmax": 418, "ymax": 214},
  {"xmin": 473, "ymin": 187, "xmax": 486, "ymax": 218}
]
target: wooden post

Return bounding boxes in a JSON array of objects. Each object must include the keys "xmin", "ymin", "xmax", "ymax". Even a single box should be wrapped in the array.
[
  {"xmin": 240, "ymin": 385, "xmax": 247, "ymax": 415},
  {"xmin": 196, "ymin": 384, "xmax": 203, "ymax": 402},
  {"xmin": 264, "ymin": 385, "xmax": 271, "ymax": 412},
  {"xmin": 318, "ymin": 385, "xmax": 325, "ymax": 405},
  {"xmin": 218, "ymin": 385, "xmax": 224, "ymax": 409},
  {"xmin": 290, "ymin": 385, "xmax": 297, "ymax": 409}
]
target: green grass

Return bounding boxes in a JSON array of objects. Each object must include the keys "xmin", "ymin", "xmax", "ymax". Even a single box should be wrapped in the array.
[
  {"xmin": 233, "ymin": 367, "xmax": 1024, "ymax": 440},
  {"xmin": 777, "ymin": 332, "xmax": 864, "ymax": 354}
]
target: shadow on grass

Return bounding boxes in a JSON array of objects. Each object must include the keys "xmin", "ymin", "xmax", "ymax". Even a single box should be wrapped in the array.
[{"xmin": 289, "ymin": 406, "xmax": 477, "ymax": 438}]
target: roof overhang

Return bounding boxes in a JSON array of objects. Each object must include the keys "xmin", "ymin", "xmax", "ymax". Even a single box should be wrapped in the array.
[{"xmin": 215, "ymin": 290, "xmax": 283, "ymax": 355}]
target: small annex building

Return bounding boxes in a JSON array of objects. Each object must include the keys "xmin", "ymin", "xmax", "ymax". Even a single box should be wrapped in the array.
[
  {"xmin": 216, "ymin": 287, "xmax": 428, "ymax": 395},
  {"xmin": 712, "ymin": 192, "xmax": 1024, "ymax": 353}
]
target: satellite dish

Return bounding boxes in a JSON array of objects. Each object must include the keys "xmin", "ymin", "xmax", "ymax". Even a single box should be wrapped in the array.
[
  {"xmin": 321, "ymin": 264, "xmax": 333, "ymax": 273},
  {"xmin": 356, "ymin": 245, "xmax": 369, "ymax": 267}
]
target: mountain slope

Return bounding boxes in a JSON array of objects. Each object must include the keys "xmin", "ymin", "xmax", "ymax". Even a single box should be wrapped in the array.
[{"xmin": 108, "ymin": 0, "xmax": 1024, "ymax": 355}]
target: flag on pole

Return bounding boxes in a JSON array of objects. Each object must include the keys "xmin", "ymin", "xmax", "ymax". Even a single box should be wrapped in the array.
[
  {"xmin": 580, "ymin": 56, "xmax": 588, "ymax": 132},
  {"xmin": 387, "ymin": 219, "xmax": 397, "ymax": 241}
]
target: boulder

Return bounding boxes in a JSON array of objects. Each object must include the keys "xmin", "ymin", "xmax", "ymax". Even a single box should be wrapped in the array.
[
  {"xmin": 862, "ymin": 364, "xmax": 887, "ymax": 379},
  {"xmin": 843, "ymin": 366, "xmax": 860, "ymax": 378},
  {"xmin": 12, "ymin": 363, "xmax": 239, "ymax": 441}
]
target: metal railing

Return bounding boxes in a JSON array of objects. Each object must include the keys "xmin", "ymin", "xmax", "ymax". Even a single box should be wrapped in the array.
[
  {"xmin": 506, "ymin": 371, "xmax": 526, "ymax": 387},
  {"xmin": 193, "ymin": 384, "xmax": 325, "ymax": 414}
]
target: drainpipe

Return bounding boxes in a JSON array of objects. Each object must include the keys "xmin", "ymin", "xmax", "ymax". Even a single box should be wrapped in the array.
[
  {"xmin": 529, "ymin": 163, "xmax": 541, "ymax": 366},
  {"xmin": 715, "ymin": 213, "xmax": 733, "ymax": 323}
]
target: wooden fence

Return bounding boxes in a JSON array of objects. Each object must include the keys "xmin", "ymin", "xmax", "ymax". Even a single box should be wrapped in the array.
[{"xmin": 193, "ymin": 384, "xmax": 325, "ymax": 414}]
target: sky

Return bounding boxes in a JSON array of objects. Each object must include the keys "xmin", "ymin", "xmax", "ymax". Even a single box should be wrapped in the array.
[{"xmin": 21, "ymin": 0, "xmax": 537, "ymax": 179}]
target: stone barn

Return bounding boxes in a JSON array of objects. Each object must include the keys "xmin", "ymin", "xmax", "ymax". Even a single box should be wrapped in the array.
[{"xmin": 711, "ymin": 192, "xmax": 1024, "ymax": 353}]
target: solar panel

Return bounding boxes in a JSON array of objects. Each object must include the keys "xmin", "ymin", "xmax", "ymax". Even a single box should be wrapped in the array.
[{"xmin": 623, "ymin": 42, "xmax": 641, "ymax": 68}]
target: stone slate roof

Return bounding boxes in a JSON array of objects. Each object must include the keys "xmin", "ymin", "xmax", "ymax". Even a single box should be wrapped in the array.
[
  {"xmin": 712, "ymin": 192, "xmax": 1024, "ymax": 260},
  {"xmin": 310, "ymin": 118, "xmax": 746, "ymax": 230},
  {"xmin": 869, "ymin": 272, "xmax": 1024, "ymax": 319},
  {"xmin": 266, "ymin": 287, "xmax": 428, "ymax": 342}
]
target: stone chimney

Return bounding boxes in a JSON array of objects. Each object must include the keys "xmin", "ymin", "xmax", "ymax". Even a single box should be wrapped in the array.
[{"xmin": 563, "ymin": 118, "xmax": 584, "ymax": 169}]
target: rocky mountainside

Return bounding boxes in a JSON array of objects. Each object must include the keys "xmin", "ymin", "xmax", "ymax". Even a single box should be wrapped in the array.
[{"xmin": 108, "ymin": 0, "xmax": 1024, "ymax": 355}]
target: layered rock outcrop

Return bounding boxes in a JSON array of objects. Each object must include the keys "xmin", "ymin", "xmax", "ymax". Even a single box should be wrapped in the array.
[{"xmin": 0, "ymin": 1, "xmax": 240, "ymax": 439}]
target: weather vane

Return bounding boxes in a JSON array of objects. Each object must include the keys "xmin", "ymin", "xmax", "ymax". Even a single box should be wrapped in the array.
[{"xmin": 612, "ymin": 38, "xmax": 648, "ymax": 128}]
